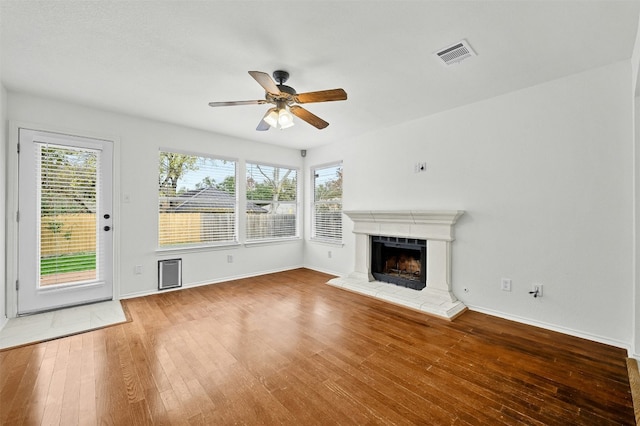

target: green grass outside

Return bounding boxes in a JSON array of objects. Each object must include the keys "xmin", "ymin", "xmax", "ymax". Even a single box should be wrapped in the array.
[{"xmin": 40, "ymin": 252, "xmax": 96, "ymax": 275}]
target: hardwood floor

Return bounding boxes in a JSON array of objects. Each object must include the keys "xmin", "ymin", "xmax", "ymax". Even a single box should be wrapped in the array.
[{"xmin": 0, "ymin": 268, "xmax": 635, "ymax": 425}]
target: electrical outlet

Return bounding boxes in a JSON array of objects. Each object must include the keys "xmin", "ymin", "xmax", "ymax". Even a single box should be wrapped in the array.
[
  {"xmin": 532, "ymin": 284, "xmax": 543, "ymax": 297},
  {"xmin": 414, "ymin": 162, "xmax": 427, "ymax": 173},
  {"xmin": 501, "ymin": 278, "xmax": 512, "ymax": 291},
  {"xmin": 134, "ymin": 265, "xmax": 142, "ymax": 275},
  {"xmin": 328, "ymin": 250, "xmax": 332, "ymax": 259},
  {"xmin": 227, "ymin": 255, "xmax": 233, "ymax": 263}
]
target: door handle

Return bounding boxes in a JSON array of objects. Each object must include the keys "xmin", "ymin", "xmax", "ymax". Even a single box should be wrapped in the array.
[{"xmin": 104, "ymin": 226, "xmax": 111, "ymax": 231}]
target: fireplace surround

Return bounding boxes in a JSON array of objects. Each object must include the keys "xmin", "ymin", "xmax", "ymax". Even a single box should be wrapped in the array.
[{"xmin": 327, "ymin": 210, "xmax": 466, "ymax": 319}]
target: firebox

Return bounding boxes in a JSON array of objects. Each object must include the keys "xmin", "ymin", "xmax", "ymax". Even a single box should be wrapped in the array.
[{"xmin": 370, "ymin": 235, "xmax": 427, "ymax": 290}]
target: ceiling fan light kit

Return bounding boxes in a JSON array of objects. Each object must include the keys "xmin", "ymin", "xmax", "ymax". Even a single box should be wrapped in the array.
[
  {"xmin": 208, "ymin": 70, "xmax": 347, "ymax": 131},
  {"xmin": 262, "ymin": 108, "xmax": 279, "ymax": 128},
  {"xmin": 278, "ymin": 107, "xmax": 295, "ymax": 129}
]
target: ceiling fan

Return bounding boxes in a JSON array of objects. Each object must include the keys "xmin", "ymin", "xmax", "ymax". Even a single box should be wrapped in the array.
[{"xmin": 208, "ymin": 70, "xmax": 347, "ymax": 131}]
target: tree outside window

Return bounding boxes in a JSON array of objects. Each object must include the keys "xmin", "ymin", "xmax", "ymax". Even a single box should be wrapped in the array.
[
  {"xmin": 246, "ymin": 163, "xmax": 298, "ymax": 240},
  {"xmin": 158, "ymin": 151, "xmax": 237, "ymax": 247},
  {"xmin": 312, "ymin": 163, "xmax": 343, "ymax": 242}
]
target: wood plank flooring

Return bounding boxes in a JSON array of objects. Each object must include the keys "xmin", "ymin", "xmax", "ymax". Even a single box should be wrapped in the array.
[{"xmin": 0, "ymin": 268, "xmax": 635, "ymax": 425}]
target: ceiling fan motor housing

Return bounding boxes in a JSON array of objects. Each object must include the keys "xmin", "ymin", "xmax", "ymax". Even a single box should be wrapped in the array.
[
  {"xmin": 277, "ymin": 85, "xmax": 296, "ymax": 95},
  {"xmin": 272, "ymin": 70, "xmax": 290, "ymax": 84}
]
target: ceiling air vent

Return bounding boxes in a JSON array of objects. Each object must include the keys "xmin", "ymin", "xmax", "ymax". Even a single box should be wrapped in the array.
[{"xmin": 434, "ymin": 40, "xmax": 476, "ymax": 66}]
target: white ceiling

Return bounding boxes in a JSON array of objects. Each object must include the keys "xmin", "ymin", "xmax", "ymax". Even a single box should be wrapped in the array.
[{"xmin": 2, "ymin": 1, "xmax": 639, "ymax": 150}]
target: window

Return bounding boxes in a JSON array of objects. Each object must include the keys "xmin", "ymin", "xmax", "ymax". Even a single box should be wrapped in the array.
[
  {"xmin": 39, "ymin": 144, "xmax": 99, "ymax": 285},
  {"xmin": 158, "ymin": 151, "xmax": 236, "ymax": 248},
  {"xmin": 246, "ymin": 162, "xmax": 298, "ymax": 241},
  {"xmin": 312, "ymin": 163, "xmax": 343, "ymax": 242}
]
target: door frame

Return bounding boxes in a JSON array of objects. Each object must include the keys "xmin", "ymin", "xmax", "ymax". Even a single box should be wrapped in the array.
[{"xmin": 6, "ymin": 121, "xmax": 121, "ymax": 318}]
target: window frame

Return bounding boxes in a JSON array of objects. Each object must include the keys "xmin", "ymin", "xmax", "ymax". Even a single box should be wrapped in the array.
[
  {"xmin": 245, "ymin": 160, "xmax": 300, "ymax": 243},
  {"xmin": 157, "ymin": 149, "xmax": 239, "ymax": 250},
  {"xmin": 311, "ymin": 162, "xmax": 343, "ymax": 244}
]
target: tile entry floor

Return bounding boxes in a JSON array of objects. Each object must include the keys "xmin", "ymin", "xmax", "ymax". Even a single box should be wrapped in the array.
[{"xmin": 0, "ymin": 300, "xmax": 127, "ymax": 350}]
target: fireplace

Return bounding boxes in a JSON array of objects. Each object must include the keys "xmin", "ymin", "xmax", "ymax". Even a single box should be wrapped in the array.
[
  {"xmin": 328, "ymin": 210, "xmax": 467, "ymax": 319},
  {"xmin": 370, "ymin": 236, "xmax": 426, "ymax": 290}
]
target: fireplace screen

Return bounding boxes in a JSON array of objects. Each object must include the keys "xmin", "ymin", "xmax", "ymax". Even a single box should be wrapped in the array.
[{"xmin": 370, "ymin": 236, "xmax": 426, "ymax": 290}]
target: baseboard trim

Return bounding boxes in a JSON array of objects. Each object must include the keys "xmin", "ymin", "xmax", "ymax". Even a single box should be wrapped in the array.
[
  {"xmin": 302, "ymin": 266, "xmax": 342, "ymax": 277},
  {"xmin": 120, "ymin": 265, "xmax": 304, "ymax": 300},
  {"xmin": 466, "ymin": 304, "xmax": 631, "ymax": 353}
]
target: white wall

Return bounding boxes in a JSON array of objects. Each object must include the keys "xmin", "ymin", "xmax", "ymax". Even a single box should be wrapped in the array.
[
  {"xmin": 633, "ymin": 14, "xmax": 640, "ymax": 359},
  {"xmin": 0, "ymin": 4, "xmax": 6, "ymax": 326},
  {"xmin": 0, "ymin": 84, "xmax": 6, "ymax": 327},
  {"xmin": 305, "ymin": 61, "xmax": 634, "ymax": 348},
  {"xmin": 635, "ymin": 93, "xmax": 639, "ymax": 358},
  {"xmin": 6, "ymin": 93, "xmax": 304, "ymax": 305}
]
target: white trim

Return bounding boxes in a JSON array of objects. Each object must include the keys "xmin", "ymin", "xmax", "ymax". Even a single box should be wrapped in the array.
[
  {"xmin": 244, "ymin": 237, "xmax": 301, "ymax": 247},
  {"xmin": 310, "ymin": 160, "xmax": 343, "ymax": 172},
  {"xmin": 158, "ymin": 147, "xmax": 238, "ymax": 165},
  {"xmin": 246, "ymin": 158, "xmax": 300, "ymax": 172},
  {"xmin": 6, "ymin": 124, "xmax": 19, "ymax": 318},
  {"xmin": 466, "ymin": 304, "xmax": 632, "ymax": 353},
  {"xmin": 5, "ymin": 120, "xmax": 121, "ymax": 319},
  {"xmin": 304, "ymin": 265, "xmax": 343, "ymax": 278}
]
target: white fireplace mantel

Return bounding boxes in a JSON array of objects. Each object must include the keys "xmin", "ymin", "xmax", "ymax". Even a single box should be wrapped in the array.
[{"xmin": 328, "ymin": 210, "xmax": 467, "ymax": 320}]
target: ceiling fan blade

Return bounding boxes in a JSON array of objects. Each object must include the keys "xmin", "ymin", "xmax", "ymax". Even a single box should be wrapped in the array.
[
  {"xmin": 208, "ymin": 100, "xmax": 267, "ymax": 107},
  {"xmin": 256, "ymin": 119, "xmax": 270, "ymax": 131},
  {"xmin": 290, "ymin": 105, "xmax": 329, "ymax": 129},
  {"xmin": 295, "ymin": 88, "xmax": 347, "ymax": 104},
  {"xmin": 248, "ymin": 71, "xmax": 281, "ymax": 95}
]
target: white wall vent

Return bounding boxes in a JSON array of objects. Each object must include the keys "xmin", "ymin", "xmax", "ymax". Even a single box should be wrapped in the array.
[
  {"xmin": 434, "ymin": 40, "xmax": 476, "ymax": 66},
  {"xmin": 158, "ymin": 258, "xmax": 182, "ymax": 290}
]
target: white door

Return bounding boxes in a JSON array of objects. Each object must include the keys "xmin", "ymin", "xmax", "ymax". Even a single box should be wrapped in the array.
[{"xmin": 17, "ymin": 129, "xmax": 114, "ymax": 315}]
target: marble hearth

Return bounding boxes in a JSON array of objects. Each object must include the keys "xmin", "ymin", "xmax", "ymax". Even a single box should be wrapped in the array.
[{"xmin": 327, "ymin": 210, "xmax": 466, "ymax": 319}]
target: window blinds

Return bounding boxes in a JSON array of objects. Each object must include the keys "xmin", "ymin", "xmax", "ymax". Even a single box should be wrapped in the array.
[
  {"xmin": 38, "ymin": 143, "xmax": 100, "ymax": 286},
  {"xmin": 312, "ymin": 163, "xmax": 343, "ymax": 242},
  {"xmin": 158, "ymin": 151, "xmax": 237, "ymax": 247},
  {"xmin": 246, "ymin": 162, "xmax": 298, "ymax": 241}
]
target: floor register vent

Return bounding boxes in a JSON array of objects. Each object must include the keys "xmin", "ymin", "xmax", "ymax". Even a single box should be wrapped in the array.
[{"xmin": 158, "ymin": 258, "xmax": 182, "ymax": 290}]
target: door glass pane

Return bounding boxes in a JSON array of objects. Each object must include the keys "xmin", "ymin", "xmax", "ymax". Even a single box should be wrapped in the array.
[{"xmin": 39, "ymin": 144, "xmax": 98, "ymax": 286}]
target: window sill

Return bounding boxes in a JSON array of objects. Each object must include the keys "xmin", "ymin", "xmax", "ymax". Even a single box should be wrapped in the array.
[
  {"xmin": 309, "ymin": 238, "xmax": 344, "ymax": 248},
  {"xmin": 244, "ymin": 237, "xmax": 302, "ymax": 248},
  {"xmin": 156, "ymin": 242, "xmax": 241, "ymax": 255}
]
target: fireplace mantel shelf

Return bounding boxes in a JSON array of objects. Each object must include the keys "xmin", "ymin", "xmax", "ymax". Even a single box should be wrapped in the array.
[
  {"xmin": 328, "ymin": 210, "xmax": 467, "ymax": 320},
  {"xmin": 344, "ymin": 210, "xmax": 464, "ymax": 225},
  {"xmin": 343, "ymin": 210, "xmax": 464, "ymax": 242}
]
